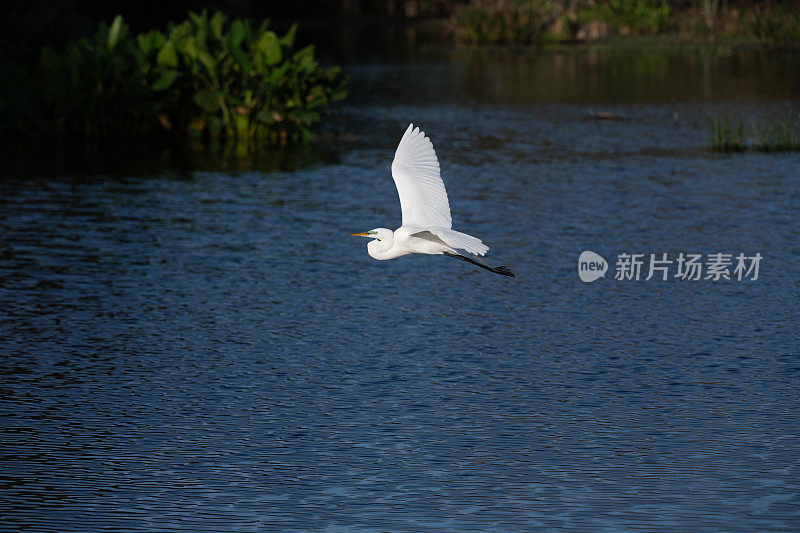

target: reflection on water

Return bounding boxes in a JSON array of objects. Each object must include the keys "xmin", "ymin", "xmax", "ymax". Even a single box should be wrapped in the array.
[
  {"xmin": 345, "ymin": 46, "xmax": 800, "ymax": 106},
  {"xmin": 309, "ymin": 23, "xmax": 800, "ymax": 104},
  {"xmin": 0, "ymin": 140, "xmax": 342, "ymax": 180},
  {"xmin": 1, "ymin": 29, "xmax": 799, "ymax": 532}
]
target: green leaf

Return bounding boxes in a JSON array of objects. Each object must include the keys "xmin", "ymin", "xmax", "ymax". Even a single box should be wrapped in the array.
[
  {"xmin": 330, "ymin": 87, "xmax": 348, "ymax": 102},
  {"xmin": 257, "ymin": 31, "xmax": 281, "ymax": 65},
  {"xmin": 188, "ymin": 11, "xmax": 206, "ymax": 29},
  {"xmin": 193, "ymin": 90, "xmax": 219, "ymax": 112},
  {"xmin": 268, "ymin": 62, "xmax": 290, "ymax": 84},
  {"xmin": 151, "ymin": 71, "xmax": 178, "ymax": 91},
  {"xmin": 108, "ymin": 15, "xmax": 124, "ymax": 51},
  {"xmin": 293, "ymin": 45, "xmax": 316, "ymax": 71},
  {"xmin": 210, "ymin": 12, "xmax": 226, "ymax": 40},
  {"xmin": 232, "ymin": 48, "xmax": 253, "ymax": 72},
  {"xmin": 137, "ymin": 31, "xmax": 165, "ymax": 55},
  {"xmin": 229, "ymin": 20, "xmax": 246, "ymax": 48},
  {"xmin": 178, "ymin": 39, "xmax": 197, "ymax": 61},
  {"xmin": 157, "ymin": 42, "xmax": 179, "ymax": 68},
  {"xmin": 196, "ymin": 49, "xmax": 217, "ymax": 74},
  {"xmin": 281, "ymin": 24, "xmax": 297, "ymax": 47}
]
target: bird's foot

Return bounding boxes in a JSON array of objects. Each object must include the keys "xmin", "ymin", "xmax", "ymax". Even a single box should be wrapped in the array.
[{"xmin": 493, "ymin": 266, "xmax": 515, "ymax": 277}]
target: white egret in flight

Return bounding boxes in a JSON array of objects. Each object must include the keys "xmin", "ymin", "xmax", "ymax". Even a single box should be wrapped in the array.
[{"xmin": 350, "ymin": 124, "xmax": 514, "ymax": 277}]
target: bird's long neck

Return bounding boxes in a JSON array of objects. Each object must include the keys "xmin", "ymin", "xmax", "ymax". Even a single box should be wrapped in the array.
[{"xmin": 367, "ymin": 232, "xmax": 396, "ymax": 260}]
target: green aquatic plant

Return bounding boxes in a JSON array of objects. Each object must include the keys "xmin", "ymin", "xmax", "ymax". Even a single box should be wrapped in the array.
[
  {"xmin": 163, "ymin": 11, "xmax": 347, "ymax": 143},
  {"xmin": 707, "ymin": 114, "xmax": 800, "ymax": 153},
  {"xmin": 452, "ymin": 0, "xmax": 559, "ymax": 45},
  {"xmin": 39, "ymin": 16, "xmax": 159, "ymax": 138},
  {"xmin": 580, "ymin": 0, "xmax": 671, "ymax": 36},
  {"xmin": 708, "ymin": 115, "xmax": 745, "ymax": 152},
  {"xmin": 26, "ymin": 12, "xmax": 347, "ymax": 143},
  {"xmin": 753, "ymin": 117, "xmax": 800, "ymax": 152}
]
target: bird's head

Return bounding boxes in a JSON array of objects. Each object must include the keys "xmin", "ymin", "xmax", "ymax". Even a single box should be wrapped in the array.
[{"xmin": 348, "ymin": 228, "xmax": 392, "ymax": 240}]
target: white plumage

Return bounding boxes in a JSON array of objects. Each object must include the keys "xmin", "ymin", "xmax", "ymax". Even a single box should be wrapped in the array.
[
  {"xmin": 349, "ymin": 124, "xmax": 514, "ymax": 277},
  {"xmin": 391, "ymin": 124, "xmax": 452, "ymax": 230}
]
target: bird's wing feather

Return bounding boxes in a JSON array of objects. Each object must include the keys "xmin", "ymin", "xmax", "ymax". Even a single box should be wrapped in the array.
[
  {"xmin": 418, "ymin": 227, "xmax": 489, "ymax": 257},
  {"xmin": 391, "ymin": 124, "xmax": 452, "ymax": 229}
]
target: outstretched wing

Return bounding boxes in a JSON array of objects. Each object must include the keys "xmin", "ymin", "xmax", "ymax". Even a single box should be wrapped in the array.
[{"xmin": 391, "ymin": 124, "xmax": 452, "ymax": 229}]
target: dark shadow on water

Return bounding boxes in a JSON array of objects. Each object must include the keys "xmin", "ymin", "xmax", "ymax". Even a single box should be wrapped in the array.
[{"xmin": 0, "ymin": 138, "xmax": 343, "ymax": 180}]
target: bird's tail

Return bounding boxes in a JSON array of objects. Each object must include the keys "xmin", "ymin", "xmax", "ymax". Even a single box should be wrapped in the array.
[{"xmin": 429, "ymin": 227, "xmax": 489, "ymax": 257}]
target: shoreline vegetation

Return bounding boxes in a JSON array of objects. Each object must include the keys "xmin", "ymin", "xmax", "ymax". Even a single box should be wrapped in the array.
[
  {"xmin": 449, "ymin": 0, "xmax": 800, "ymax": 47},
  {"xmin": 709, "ymin": 114, "xmax": 800, "ymax": 152},
  {"xmin": 0, "ymin": 2, "xmax": 798, "ymax": 149},
  {"xmin": 0, "ymin": 11, "xmax": 347, "ymax": 145}
]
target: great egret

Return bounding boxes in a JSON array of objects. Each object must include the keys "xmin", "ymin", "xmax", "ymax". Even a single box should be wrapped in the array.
[{"xmin": 349, "ymin": 124, "xmax": 515, "ymax": 277}]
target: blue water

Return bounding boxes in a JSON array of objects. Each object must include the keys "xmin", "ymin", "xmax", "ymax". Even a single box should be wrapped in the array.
[{"xmin": 1, "ymin": 42, "xmax": 799, "ymax": 531}]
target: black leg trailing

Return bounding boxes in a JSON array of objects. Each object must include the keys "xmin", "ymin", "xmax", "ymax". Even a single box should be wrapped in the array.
[{"xmin": 443, "ymin": 252, "xmax": 515, "ymax": 277}]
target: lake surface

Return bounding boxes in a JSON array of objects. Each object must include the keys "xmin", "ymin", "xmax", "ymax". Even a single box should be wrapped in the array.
[{"xmin": 1, "ymin": 29, "xmax": 799, "ymax": 531}]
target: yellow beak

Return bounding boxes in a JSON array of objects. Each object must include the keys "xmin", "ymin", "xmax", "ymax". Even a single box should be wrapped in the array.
[{"xmin": 348, "ymin": 232, "xmax": 370, "ymax": 237}]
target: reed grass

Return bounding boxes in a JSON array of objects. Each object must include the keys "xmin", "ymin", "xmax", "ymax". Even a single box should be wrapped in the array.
[
  {"xmin": 753, "ymin": 117, "xmax": 800, "ymax": 152},
  {"xmin": 708, "ymin": 114, "xmax": 800, "ymax": 152},
  {"xmin": 708, "ymin": 115, "xmax": 745, "ymax": 152}
]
